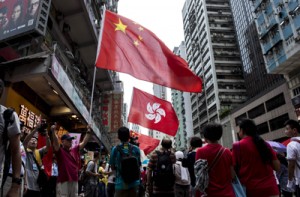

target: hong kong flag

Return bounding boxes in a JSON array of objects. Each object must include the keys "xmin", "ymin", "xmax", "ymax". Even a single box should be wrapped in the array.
[
  {"xmin": 95, "ymin": 10, "xmax": 202, "ymax": 93},
  {"xmin": 130, "ymin": 131, "xmax": 160, "ymax": 155},
  {"xmin": 128, "ymin": 88, "xmax": 179, "ymax": 136}
]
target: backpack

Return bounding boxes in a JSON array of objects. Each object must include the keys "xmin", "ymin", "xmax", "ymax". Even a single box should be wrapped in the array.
[
  {"xmin": 1, "ymin": 108, "xmax": 15, "ymax": 194},
  {"xmin": 116, "ymin": 144, "xmax": 140, "ymax": 184},
  {"xmin": 153, "ymin": 150, "xmax": 175, "ymax": 189},
  {"xmin": 194, "ymin": 148, "xmax": 225, "ymax": 194},
  {"xmin": 79, "ymin": 160, "xmax": 93, "ymax": 183}
]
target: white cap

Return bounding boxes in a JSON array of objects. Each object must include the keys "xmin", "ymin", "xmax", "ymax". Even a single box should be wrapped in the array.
[{"xmin": 175, "ymin": 151, "xmax": 184, "ymax": 160}]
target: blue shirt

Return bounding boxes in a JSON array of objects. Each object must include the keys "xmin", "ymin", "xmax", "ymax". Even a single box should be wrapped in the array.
[{"xmin": 109, "ymin": 142, "xmax": 141, "ymax": 190}]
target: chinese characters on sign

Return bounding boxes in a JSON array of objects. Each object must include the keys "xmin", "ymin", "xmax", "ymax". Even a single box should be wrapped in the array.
[
  {"xmin": 111, "ymin": 94, "xmax": 122, "ymax": 132},
  {"xmin": 19, "ymin": 105, "xmax": 40, "ymax": 133},
  {"xmin": 101, "ymin": 93, "xmax": 123, "ymax": 133}
]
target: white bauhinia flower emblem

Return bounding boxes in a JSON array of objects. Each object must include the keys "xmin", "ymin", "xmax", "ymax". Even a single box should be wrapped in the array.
[{"xmin": 145, "ymin": 103, "xmax": 166, "ymax": 123}]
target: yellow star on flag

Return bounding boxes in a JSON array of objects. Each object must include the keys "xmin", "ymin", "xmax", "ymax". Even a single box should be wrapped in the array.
[
  {"xmin": 114, "ymin": 19, "xmax": 127, "ymax": 33},
  {"xmin": 138, "ymin": 26, "xmax": 144, "ymax": 31},
  {"xmin": 134, "ymin": 40, "xmax": 139, "ymax": 46},
  {"xmin": 138, "ymin": 35, "xmax": 143, "ymax": 41}
]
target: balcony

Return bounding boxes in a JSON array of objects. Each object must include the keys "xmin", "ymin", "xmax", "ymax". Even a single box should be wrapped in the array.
[
  {"xmin": 282, "ymin": 24, "xmax": 293, "ymax": 39},
  {"xmin": 294, "ymin": 14, "xmax": 300, "ymax": 30},
  {"xmin": 51, "ymin": 0, "xmax": 114, "ymax": 92},
  {"xmin": 288, "ymin": 1, "xmax": 299, "ymax": 11}
]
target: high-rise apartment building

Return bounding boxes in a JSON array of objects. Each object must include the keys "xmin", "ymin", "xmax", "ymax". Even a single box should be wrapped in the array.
[
  {"xmin": 172, "ymin": 42, "xmax": 193, "ymax": 150},
  {"xmin": 229, "ymin": 0, "xmax": 296, "ymax": 141},
  {"xmin": 182, "ymin": 0, "xmax": 247, "ymax": 147},
  {"xmin": 249, "ymin": 0, "xmax": 300, "ymax": 121}
]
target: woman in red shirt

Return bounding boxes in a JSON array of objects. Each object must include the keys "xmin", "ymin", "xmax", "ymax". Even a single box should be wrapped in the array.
[
  {"xmin": 232, "ymin": 119, "xmax": 280, "ymax": 197},
  {"xmin": 195, "ymin": 123, "xmax": 235, "ymax": 197}
]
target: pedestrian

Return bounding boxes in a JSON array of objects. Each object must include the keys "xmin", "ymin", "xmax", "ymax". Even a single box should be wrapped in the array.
[
  {"xmin": 185, "ymin": 136, "xmax": 202, "ymax": 196},
  {"xmin": 284, "ymin": 119, "xmax": 300, "ymax": 196},
  {"xmin": 51, "ymin": 123, "xmax": 93, "ymax": 197},
  {"xmin": 85, "ymin": 152, "xmax": 101, "ymax": 197},
  {"xmin": 109, "ymin": 127, "xmax": 141, "ymax": 197},
  {"xmin": 276, "ymin": 153, "xmax": 295, "ymax": 197},
  {"xmin": 232, "ymin": 119, "xmax": 280, "ymax": 197},
  {"xmin": 98, "ymin": 160, "xmax": 108, "ymax": 197},
  {"xmin": 23, "ymin": 122, "xmax": 51, "ymax": 197},
  {"xmin": 195, "ymin": 123, "xmax": 235, "ymax": 197},
  {"xmin": 106, "ymin": 163, "xmax": 116, "ymax": 197},
  {"xmin": 0, "ymin": 78, "xmax": 22, "ymax": 197},
  {"xmin": 146, "ymin": 138, "xmax": 176, "ymax": 197},
  {"xmin": 174, "ymin": 151, "xmax": 190, "ymax": 197}
]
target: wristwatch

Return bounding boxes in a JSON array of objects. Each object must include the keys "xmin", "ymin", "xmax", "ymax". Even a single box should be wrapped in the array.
[{"xmin": 12, "ymin": 177, "xmax": 22, "ymax": 185}]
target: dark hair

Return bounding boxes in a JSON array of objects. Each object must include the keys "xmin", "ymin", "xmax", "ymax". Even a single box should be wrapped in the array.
[
  {"xmin": 190, "ymin": 136, "xmax": 202, "ymax": 148},
  {"xmin": 284, "ymin": 119, "xmax": 300, "ymax": 133},
  {"xmin": 238, "ymin": 119, "xmax": 273, "ymax": 164},
  {"xmin": 118, "ymin": 127, "xmax": 130, "ymax": 142},
  {"xmin": 94, "ymin": 152, "xmax": 100, "ymax": 159},
  {"xmin": 277, "ymin": 153, "xmax": 288, "ymax": 167},
  {"xmin": 203, "ymin": 123, "xmax": 223, "ymax": 142},
  {"xmin": 161, "ymin": 138, "xmax": 172, "ymax": 149}
]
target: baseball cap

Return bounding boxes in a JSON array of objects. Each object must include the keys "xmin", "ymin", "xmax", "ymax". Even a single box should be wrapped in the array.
[{"xmin": 61, "ymin": 134, "xmax": 75, "ymax": 141}]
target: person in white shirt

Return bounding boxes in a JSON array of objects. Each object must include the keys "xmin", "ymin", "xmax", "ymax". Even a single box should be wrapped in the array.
[
  {"xmin": 285, "ymin": 119, "xmax": 300, "ymax": 196},
  {"xmin": 174, "ymin": 151, "xmax": 190, "ymax": 197}
]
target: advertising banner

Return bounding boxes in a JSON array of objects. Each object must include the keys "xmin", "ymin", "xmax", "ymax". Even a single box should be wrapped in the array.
[{"xmin": 0, "ymin": 0, "xmax": 42, "ymax": 41}]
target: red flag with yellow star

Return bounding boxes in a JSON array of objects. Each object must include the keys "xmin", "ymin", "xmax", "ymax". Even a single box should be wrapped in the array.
[{"xmin": 96, "ymin": 10, "xmax": 202, "ymax": 93}]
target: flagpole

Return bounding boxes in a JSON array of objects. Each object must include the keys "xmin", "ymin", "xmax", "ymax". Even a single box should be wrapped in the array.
[{"xmin": 89, "ymin": 6, "xmax": 107, "ymax": 123}]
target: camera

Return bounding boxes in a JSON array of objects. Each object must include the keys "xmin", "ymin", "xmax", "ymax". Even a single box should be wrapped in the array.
[{"xmin": 37, "ymin": 119, "xmax": 48, "ymax": 136}]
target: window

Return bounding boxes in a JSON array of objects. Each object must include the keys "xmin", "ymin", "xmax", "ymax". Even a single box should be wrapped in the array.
[
  {"xmin": 265, "ymin": 93, "xmax": 285, "ymax": 112},
  {"xmin": 269, "ymin": 114, "xmax": 289, "ymax": 131},
  {"xmin": 248, "ymin": 104, "xmax": 266, "ymax": 119},
  {"xmin": 257, "ymin": 122, "xmax": 269, "ymax": 135}
]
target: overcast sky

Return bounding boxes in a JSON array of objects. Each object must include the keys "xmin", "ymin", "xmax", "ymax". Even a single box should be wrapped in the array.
[{"xmin": 117, "ymin": 0, "xmax": 186, "ymax": 113}]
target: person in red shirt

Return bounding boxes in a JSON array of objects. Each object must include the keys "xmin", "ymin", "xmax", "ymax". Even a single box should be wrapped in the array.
[
  {"xmin": 51, "ymin": 123, "xmax": 92, "ymax": 197},
  {"xmin": 195, "ymin": 123, "xmax": 235, "ymax": 197},
  {"xmin": 232, "ymin": 119, "xmax": 280, "ymax": 197}
]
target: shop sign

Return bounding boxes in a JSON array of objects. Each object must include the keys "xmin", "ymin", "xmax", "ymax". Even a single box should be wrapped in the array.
[
  {"xmin": 18, "ymin": 104, "xmax": 39, "ymax": 133},
  {"xmin": 111, "ymin": 94, "xmax": 122, "ymax": 132}
]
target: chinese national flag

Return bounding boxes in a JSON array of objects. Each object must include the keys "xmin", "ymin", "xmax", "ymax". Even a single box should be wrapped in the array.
[
  {"xmin": 130, "ymin": 131, "xmax": 160, "ymax": 155},
  {"xmin": 128, "ymin": 88, "xmax": 179, "ymax": 136},
  {"xmin": 96, "ymin": 10, "xmax": 202, "ymax": 93}
]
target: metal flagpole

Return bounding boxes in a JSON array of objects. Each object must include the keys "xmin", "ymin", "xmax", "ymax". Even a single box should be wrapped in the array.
[{"xmin": 89, "ymin": 6, "xmax": 107, "ymax": 124}]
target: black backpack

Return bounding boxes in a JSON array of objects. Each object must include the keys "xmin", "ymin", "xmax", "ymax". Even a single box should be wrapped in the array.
[
  {"xmin": 153, "ymin": 150, "xmax": 175, "ymax": 189},
  {"xmin": 116, "ymin": 144, "xmax": 140, "ymax": 184},
  {"xmin": 1, "ymin": 108, "xmax": 15, "ymax": 195}
]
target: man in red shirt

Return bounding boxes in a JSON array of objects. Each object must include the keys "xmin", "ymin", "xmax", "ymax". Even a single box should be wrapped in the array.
[{"xmin": 51, "ymin": 124, "xmax": 92, "ymax": 197}]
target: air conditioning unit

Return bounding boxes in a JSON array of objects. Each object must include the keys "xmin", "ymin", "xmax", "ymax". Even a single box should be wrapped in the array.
[{"xmin": 294, "ymin": 35, "xmax": 300, "ymax": 42}]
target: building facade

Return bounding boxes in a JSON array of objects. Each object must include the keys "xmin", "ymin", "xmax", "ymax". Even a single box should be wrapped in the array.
[
  {"xmin": 182, "ymin": 0, "xmax": 247, "ymax": 147},
  {"xmin": 0, "ymin": 0, "xmax": 120, "ymax": 151},
  {"xmin": 229, "ymin": 0, "xmax": 296, "ymax": 141},
  {"xmin": 251, "ymin": 0, "xmax": 300, "ymax": 120},
  {"xmin": 172, "ymin": 42, "xmax": 193, "ymax": 151}
]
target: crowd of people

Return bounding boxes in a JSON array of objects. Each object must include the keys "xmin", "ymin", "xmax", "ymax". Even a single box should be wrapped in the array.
[{"xmin": 1, "ymin": 76, "xmax": 300, "ymax": 197}]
